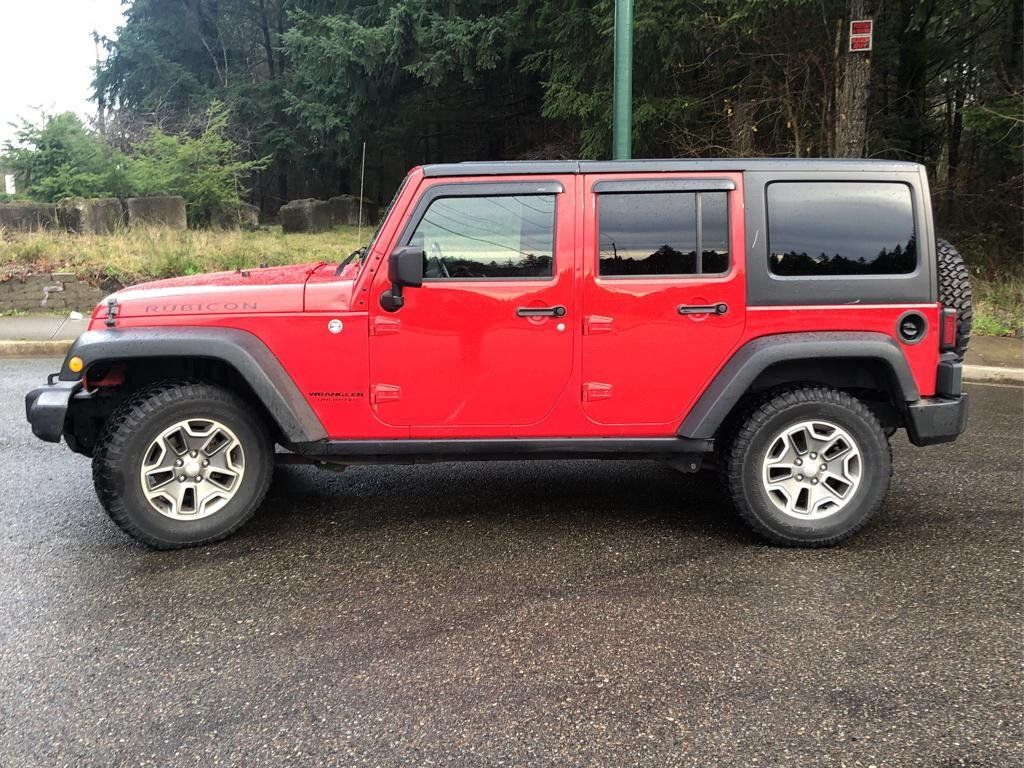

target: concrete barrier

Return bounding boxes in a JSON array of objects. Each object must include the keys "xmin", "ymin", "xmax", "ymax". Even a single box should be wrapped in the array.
[
  {"xmin": 0, "ymin": 202, "xmax": 58, "ymax": 231},
  {"xmin": 212, "ymin": 202, "xmax": 260, "ymax": 230},
  {"xmin": 326, "ymin": 196, "xmax": 356, "ymax": 226},
  {"xmin": 56, "ymin": 197, "xmax": 126, "ymax": 235},
  {"xmin": 280, "ymin": 199, "xmax": 332, "ymax": 233},
  {"xmin": 360, "ymin": 198, "xmax": 380, "ymax": 226},
  {"xmin": 125, "ymin": 196, "xmax": 187, "ymax": 229},
  {"xmin": 327, "ymin": 195, "xmax": 378, "ymax": 226}
]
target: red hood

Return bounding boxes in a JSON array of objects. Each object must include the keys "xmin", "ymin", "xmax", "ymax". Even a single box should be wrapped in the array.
[{"xmin": 92, "ymin": 263, "xmax": 327, "ymax": 322}]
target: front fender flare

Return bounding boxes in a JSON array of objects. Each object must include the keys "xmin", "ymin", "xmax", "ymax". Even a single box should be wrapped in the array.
[
  {"xmin": 59, "ymin": 327, "xmax": 327, "ymax": 443},
  {"xmin": 677, "ymin": 331, "xmax": 920, "ymax": 440}
]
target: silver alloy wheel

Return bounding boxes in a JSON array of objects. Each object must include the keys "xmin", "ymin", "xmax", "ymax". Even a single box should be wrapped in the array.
[
  {"xmin": 760, "ymin": 419, "xmax": 863, "ymax": 520},
  {"xmin": 139, "ymin": 418, "xmax": 245, "ymax": 520}
]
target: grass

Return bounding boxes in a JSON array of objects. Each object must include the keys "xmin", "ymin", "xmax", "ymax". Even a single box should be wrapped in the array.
[
  {"xmin": 954, "ymin": 232, "xmax": 1023, "ymax": 337},
  {"xmin": 972, "ymin": 273, "xmax": 1023, "ymax": 337},
  {"xmin": 1, "ymin": 225, "xmax": 1020, "ymax": 337},
  {"xmin": 0, "ymin": 225, "xmax": 366, "ymax": 286}
]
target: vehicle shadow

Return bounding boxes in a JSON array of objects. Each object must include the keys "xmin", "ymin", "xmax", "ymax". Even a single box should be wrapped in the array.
[{"xmin": 239, "ymin": 458, "xmax": 752, "ymax": 548}]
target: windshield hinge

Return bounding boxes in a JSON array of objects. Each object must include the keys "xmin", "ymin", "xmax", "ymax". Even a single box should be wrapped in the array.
[{"xmin": 105, "ymin": 297, "xmax": 119, "ymax": 328}]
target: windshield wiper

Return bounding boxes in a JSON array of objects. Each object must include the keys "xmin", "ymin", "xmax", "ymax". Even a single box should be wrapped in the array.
[{"xmin": 334, "ymin": 246, "xmax": 366, "ymax": 275}]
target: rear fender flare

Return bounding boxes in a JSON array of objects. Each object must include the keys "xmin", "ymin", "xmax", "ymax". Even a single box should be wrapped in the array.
[{"xmin": 678, "ymin": 332, "xmax": 920, "ymax": 439}]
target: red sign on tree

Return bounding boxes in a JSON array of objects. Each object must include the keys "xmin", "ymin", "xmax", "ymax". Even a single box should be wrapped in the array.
[{"xmin": 849, "ymin": 19, "xmax": 873, "ymax": 52}]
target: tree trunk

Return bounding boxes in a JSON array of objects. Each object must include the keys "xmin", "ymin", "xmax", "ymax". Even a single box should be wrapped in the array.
[
  {"xmin": 728, "ymin": 98, "xmax": 756, "ymax": 155},
  {"xmin": 258, "ymin": 0, "xmax": 277, "ymax": 79},
  {"xmin": 835, "ymin": 0, "xmax": 872, "ymax": 157},
  {"xmin": 894, "ymin": 0, "xmax": 933, "ymax": 160}
]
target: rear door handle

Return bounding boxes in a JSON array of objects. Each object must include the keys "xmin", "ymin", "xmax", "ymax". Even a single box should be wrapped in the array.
[
  {"xmin": 678, "ymin": 303, "xmax": 728, "ymax": 315},
  {"xmin": 516, "ymin": 305, "xmax": 566, "ymax": 318}
]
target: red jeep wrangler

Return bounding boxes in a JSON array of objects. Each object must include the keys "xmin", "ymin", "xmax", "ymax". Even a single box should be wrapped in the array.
[{"xmin": 26, "ymin": 159, "xmax": 971, "ymax": 549}]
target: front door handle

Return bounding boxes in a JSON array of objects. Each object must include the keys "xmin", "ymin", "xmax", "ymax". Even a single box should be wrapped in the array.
[
  {"xmin": 516, "ymin": 305, "xmax": 566, "ymax": 318},
  {"xmin": 678, "ymin": 303, "xmax": 728, "ymax": 316}
]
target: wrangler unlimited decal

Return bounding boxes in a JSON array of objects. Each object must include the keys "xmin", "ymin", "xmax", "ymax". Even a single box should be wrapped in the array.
[{"xmin": 308, "ymin": 391, "xmax": 365, "ymax": 401}]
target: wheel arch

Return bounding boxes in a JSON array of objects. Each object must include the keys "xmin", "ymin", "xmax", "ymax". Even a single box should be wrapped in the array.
[
  {"xmin": 61, "ymin": 328, "xmax": 327, "ymax": 447},
  {"xmin": 678, "ymin": 332, "xmax": 919, "ymax": 440}
]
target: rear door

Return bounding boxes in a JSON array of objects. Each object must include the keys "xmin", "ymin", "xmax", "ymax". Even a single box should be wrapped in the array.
[
  {"xmin": 580, "ymin": 174, "xmax": 746, "ymax": 426},
  {"xmin": 368, "ymin": 176, "xmax": 576, "ymax": 432}
]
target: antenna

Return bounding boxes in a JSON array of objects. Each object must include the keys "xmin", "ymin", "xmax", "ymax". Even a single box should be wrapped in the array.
[{"xmin": 357, "ymin": 140, "xmax": 366, "ymax": 244}]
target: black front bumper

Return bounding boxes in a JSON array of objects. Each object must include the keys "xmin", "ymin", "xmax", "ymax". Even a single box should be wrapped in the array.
[{"xmin": 25, "ymin": 379, "xmax": 81, "ymax": 442}]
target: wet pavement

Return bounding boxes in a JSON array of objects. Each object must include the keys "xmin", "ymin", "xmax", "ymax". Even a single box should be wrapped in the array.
[{"xmin": 2, "ymin": 358, "xmax": 1021, "ymax": 767}]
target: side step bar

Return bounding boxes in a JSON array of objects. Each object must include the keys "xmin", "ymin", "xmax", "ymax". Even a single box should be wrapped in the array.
[{"xmin": 283, "ymin": 437, "xmax": 714, "ymax": 464}]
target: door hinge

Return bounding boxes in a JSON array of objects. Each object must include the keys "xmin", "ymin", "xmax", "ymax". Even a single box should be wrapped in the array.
[
  {"xmin": 370, "ymin": 384, "xmax": 401, "ymax": 403},
  {"xmin": 371, "ymin": 317, "xmax": 401, "ymax": 335},
  {"xmin": 584, "ymin": 315, "xmax": 614, "ymax": 335},
  {"xmin": 582, "ymin": 382, "xmax": 613, "ymax": 401}
]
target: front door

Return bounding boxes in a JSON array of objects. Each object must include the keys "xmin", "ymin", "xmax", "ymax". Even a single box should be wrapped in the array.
[
  {"xmin": 580, "ymin": 174, "xmax": 746, "ymax": 426},
  {"xmin": 369, "ymin": 176, "xmax": 576, "ymax": 432}
]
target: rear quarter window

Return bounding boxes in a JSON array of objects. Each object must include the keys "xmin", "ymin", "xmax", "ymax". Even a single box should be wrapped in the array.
[{"xmin": 767, "ymin": 181, "xmax": 917, "ymax": 277}]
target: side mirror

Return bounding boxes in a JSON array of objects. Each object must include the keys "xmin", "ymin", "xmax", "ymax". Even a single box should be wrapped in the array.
[{"xmin": 380, "ymin": 247, "xmax": 425, "ymax": 312}]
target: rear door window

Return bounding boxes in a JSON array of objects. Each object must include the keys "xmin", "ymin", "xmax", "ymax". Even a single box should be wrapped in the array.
[
  {"xmin": 597, "ymin": 191, "xmax": 730, "ymax": 277},
  {"xmin": 767, "ymin": 182, "xmax": 916, "ymax": 276}
]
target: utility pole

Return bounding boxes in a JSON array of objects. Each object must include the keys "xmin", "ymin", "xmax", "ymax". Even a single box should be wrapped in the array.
[
  {"xmin": 92, "ymin": 0, "xmax": 106, "ymax": 135},
  {"xmin": 611, "ymin": 0, "xmax": 633, "ymax": 160}
]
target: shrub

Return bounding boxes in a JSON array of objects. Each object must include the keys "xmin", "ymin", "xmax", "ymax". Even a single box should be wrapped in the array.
[
  {"xmin": 1, "ymin": 113, "xmax": 132, "ymax": 202},
  {"xmin": 1, "ymin": 105, "xmax": 267, "ymax": 226},
  {"xmin": 128, "ymin": 103, "xmax": 270, "ymax": 226}
]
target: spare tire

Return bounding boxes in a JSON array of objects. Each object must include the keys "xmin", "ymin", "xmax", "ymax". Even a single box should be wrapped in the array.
[{"xmin": 936, "ymin": 239, "xmax": 973, "ymax": 358}]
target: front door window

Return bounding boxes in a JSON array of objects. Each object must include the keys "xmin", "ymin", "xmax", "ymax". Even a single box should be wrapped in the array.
[{"xmin": 409, "ymin": 195, "xmax": 556, "ymax": 279}]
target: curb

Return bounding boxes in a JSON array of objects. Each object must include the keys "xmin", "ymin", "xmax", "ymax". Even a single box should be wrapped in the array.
[
  {"xmin": 0, "ymin": 339, "xmax": 1021, "ymax": 385},
  {"xmin": 0, "ymin": 340, "xmax": 73, "ymax": 357},
  {"xmin": 962, "ymin": 364, "xmax": 1024, "ymax": 385}
]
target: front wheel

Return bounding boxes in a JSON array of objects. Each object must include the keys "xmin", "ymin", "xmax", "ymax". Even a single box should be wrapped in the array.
[
  {"xmin": 92, "ymin": 381, "xmax": 273, "ymax": 549},
  {"xmin": 723, "ymin": 387, "xmax": 891, "ymax": 547}
]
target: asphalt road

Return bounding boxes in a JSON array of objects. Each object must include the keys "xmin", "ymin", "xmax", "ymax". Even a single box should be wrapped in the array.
[{"xmin": 2, "ymin": 357, "xmax": 1021, "ymax": 767}]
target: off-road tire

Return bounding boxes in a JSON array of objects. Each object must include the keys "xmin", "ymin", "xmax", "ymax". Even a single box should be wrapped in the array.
[
  {"xmin": 724, "ymin": 386, "xmax": 891, "ymax": 547},
  {"xmin": 92, "ymin": 381, "xmax": 273, "ymax": 549},
  {"xmin": 936, "ymin": 238, "xmax": 972, "ymax": 358}
]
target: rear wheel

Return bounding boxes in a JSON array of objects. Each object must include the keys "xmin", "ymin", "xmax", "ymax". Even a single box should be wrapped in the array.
[
  {"xmin": 92, "ymin": 381, "xmax": 273, "ymax": 549},
  {"xmin": 724, "ymin": 386, "xmax": 891, "ymax": 546}
]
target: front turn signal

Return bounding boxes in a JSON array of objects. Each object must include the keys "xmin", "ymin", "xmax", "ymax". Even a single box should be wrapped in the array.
[{"xmin": 67, "ymin": 356, "xmax": 84, "ymax": 374}]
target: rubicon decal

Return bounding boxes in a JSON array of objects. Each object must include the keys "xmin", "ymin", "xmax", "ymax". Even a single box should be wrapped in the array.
[{"xmin": 144, "ymin": 302, "xmax": 259, "ymax": 313}]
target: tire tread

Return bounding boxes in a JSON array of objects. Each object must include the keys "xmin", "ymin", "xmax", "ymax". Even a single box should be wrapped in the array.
[{"xmin": 935, "ymin": 238, "xmax": 973, "ymax": 358}]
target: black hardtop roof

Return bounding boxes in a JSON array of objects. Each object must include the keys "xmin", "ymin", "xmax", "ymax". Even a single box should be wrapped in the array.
[{"xmin": 421, "ymin": 158, "xmax": 922, "ymax": 177}]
